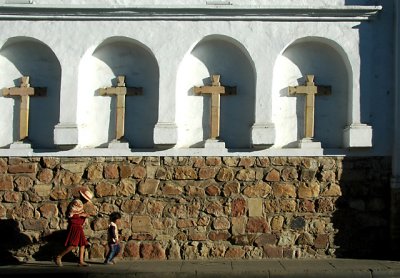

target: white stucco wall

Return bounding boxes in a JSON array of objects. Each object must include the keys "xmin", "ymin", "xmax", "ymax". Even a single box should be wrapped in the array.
[{"xmin": 0, "ymin": 0, "xmax": 393, "ymax": 156}]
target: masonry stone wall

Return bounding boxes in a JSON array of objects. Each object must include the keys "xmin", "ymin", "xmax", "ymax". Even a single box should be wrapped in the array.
[{"xmin": 0, "ymin": 156, "xmax": 391, "ymax": 262}]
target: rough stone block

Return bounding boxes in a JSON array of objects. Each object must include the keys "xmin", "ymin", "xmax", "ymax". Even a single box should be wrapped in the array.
[
  {"xmin": 216, "ymin": 167, "xmax": 235, "ymax": 182},
  {"xmin": 138, "ymin": 179, "xmax": 159, "ymax": 195},
  {"xmin": 208, "ymin": 230, "xmax": 231, "ymax": 241},
  {"xmin": 87, "ymin": 164, "xmax": 103, "ymax": 180},
  {"xmin": 22, "ymin": 219, "xmax": 47, "ymax": 231},
  {"xmin": 265, "ymin": 169, "xmax": 280, "ymax": 182},
  {"xmin": 42, "ymin": 157, "xmax": 59, "ymax": 169},
  {"xmin": 232, "ymin": 217, "xmax": 246, "ymax": 235},
  {"xmin": 255, "ymin": 233, "xmax": 277, "ymax": 247},
  {"xmin": 321, "ymin": 183, "xmax": 342, "ymax": 197},
  {"xmin": 119, "ymin": 163, "xmax": 134, "ymax": 178},
  {"xmin": 198, "ymin": 167, "xmax": 217, "ymax": 180},
  {"xmin": 122, "ymin": 199, "xmax": 145, "ymax": 214},
  {"xmin": 61, "ymin": 162, "xmax": 87, "ymax": 173},
  {"xmin": 104, "ymin": 164, "xmax": 119, "ymax": 179},
  {"xmin": 37, "ymin": 169, "xmax": 53, "ymax": 184},
  {"xmin": 243, "ymin": 182, "xmax": 272, "ymax": 198},
  {"xmin": 263, "ymin": 245, "xmax": 283, "ymax": 258},
  {"xmin": 272, "ymin": 183, "xmax": 296, "ymax": 198},
  {"xmin": 124, "ymin": 241, "xmax": 140, "ymax": 258},
  {"xmin": 92, "ymin": 217, "xmax": 109, "ymax": 231},
  {"xmin": 162, "ymin": 182, "xmax": 183, "ymax": 195},
  {"xmin": 132, "ymin": 215, "xmax": 153, "ymax": 233},
  {"xmin": 38, "ymin": 203, "xmax": 58, "ymax": 219},
  {"xmin": 205, "ymin": 201, "xmax": 224, "ymax": 217},
  {"xmin": 96, "ymin": 181, "xmax": 117, "ymax": 197},
  {"xmin": 118, "ymin": 178, "xmax": 136, "ymax": 196},
  {"xmin": 223, "ymin": 181, "xmax": 240, "ymax": 196},
  {"xmin": 34, "ymin": 184, "xmax": 52, "ymax": 197},
  {"xmin": 232, "ymin": 198, "xmax": 246, "ymax": 217},
  {"xmin": 236, "ymin": 169, "xmax": 256, "ymax": 181},
  {"xmin": 225, "ymin": 247, "xmax": 245, "ymax": 258},
  {"xmin": 206, "ymin": 157, "xmax": 222, "ymax": 166},
  {"xmin": 213, "ymin": 217, "xmax": 230, "ymax": 230},
  {"xmin": 246, "ymin": 217, "xmax": 270, "ymax": 233},
  {"xmin": 206, "ymin": 184, "xmax": 220, "ymax": 196},
  {"xmin": 239, "ymin": 157, "xmax": 255, "ymax": 168},
  {"xmin": 140, "ymin": 243, "xmax": 166, "ymax": 260},
  {"xmin": 0, "ymin": 158, "xmax": 7, "ymax": 174},
  {"xmin": 132, "ymin": 165, "xmax": 146, "ymax": 179},
  {"xmin": 298, "ymin": 182, "xmax": 320, "ymax": 199},
  {"xmin": 188, "ymin": 185, "xmax": 206, "ymax": 197},
  {"xmin": 314, "ymin": 234, "xmax": 329, "ymax": 249},
  {"xmin": 271, "ymin": 216, "xmax": 284, "ymax": 231},
  {"xmin": 0, "ymin": 175, "xmax": 13, "ymax": 191},
  {"xmin": 8, "ymin": 163, "xmax": 37, "ymax": 174},
  {"xmin": 175, "ymin": 166, "xmax": 198, "ymax": 180},
  {"xmin": 248, "ymin": 198, "xmax": 263, "ymax": 217}
]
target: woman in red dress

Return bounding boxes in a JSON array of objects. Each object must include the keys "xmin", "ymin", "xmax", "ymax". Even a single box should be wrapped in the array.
[{"xmin": 54, "ymin": 188, "xmax": 93, "ymax": 267}]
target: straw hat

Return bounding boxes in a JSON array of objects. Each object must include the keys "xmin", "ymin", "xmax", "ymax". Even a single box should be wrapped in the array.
[{"xmin": 79, "ymin": 188, "xmax": 93, "ymax": 202}]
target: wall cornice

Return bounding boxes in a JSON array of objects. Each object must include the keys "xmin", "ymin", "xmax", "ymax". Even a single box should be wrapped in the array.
[{"xmin": 0, "ymin": 4, "xmax": 382, "ymax": 21}]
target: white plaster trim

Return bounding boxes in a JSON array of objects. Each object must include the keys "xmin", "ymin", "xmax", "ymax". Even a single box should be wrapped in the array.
[
  {"xmin": 0, "ymin": 146, "xmax": 384, "ymax": 157},
  {"xmin": 343, "ymin": 124, "xmax": 373, "ymax": 148},
  {"xmin": 0, "ymin": 5, "xmax": 382, "ymax": 21},
  {"xmin": 251, "ymin": 123, "xmax": 275, "ymax": 147},
  {"xmin": 153, "ymin": 122, "xmax": 178, "ymax": 146},
  {"xmin": 54, "ymin": 123, "xmax": 79, "ymax": 146}
]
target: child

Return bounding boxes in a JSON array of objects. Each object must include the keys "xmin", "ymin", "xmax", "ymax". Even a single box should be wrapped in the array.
[
  {"xmin": 104, "ymin": 212, "xmax": 122, "ymax": 265},
  {"xmin": 54, "ymin": 188, "xmax": 93, "ymax": 267}
]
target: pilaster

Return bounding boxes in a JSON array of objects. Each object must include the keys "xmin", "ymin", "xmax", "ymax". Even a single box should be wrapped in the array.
[{"xmin": 391, "ymin": 0, "xmax": 400, "ymax": 259}]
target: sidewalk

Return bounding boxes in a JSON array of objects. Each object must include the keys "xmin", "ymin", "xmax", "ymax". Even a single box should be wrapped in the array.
[{"xmin": 1, "ymin": 259, "xmax": 400, "ymax": 278}]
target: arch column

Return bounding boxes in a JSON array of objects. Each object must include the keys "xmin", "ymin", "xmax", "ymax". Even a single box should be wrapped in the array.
[
  {"xmin": 390, "ymin": 0, "xmax": 400, "ymax": 259},
  {"xmin": 342, "ymin": 35, "xmax": 372, "ymax": 148},
  {"xmin": 153, "ymin": 58, "xmax": 178, "ymax": 147},
  {"xmin": 54, "ymin": 59, "xmax": 79, "ymax": 147},
  {"xmin": 251, "ymin": 60, "xmax": 275, "ymax": 148}
]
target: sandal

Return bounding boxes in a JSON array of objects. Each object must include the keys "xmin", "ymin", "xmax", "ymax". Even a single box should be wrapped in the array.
[
  {"xmin": 54, "ymin": 256, "xmax": 63, "ymax": 267},
  {"xmin": 78, "ymin": 262, "xmax": 90, "ymax": 267}
]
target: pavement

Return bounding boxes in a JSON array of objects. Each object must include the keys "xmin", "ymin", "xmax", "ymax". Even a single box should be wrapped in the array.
[{"xmin": 1, "ymin": 259, "xmax": 400, "ymax": 278}]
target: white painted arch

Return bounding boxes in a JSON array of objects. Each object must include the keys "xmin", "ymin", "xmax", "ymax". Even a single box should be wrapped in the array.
[
  {"xmin": 176, "ymin": 34, "xmax": 256, "ymax": 149},
  {"xmin": 0, "ymin": 36, "xmax": 61, "ymax": 149},
  {"xmin": 77, "ymin": 36, "xmax": 159, "ymax": 148}
]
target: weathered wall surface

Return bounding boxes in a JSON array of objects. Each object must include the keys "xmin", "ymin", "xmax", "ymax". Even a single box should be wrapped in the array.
[{"xmin": 0, "ymin": 156, "xmax": 391, "ymax": 262}]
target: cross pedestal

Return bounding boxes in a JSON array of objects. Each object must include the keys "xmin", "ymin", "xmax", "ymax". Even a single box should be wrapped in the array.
[
  {"xmin": 194, "ymin": 74, "xmax": 236, "ymax": 148},
  {"xmin": 288, "ymin": 75, "xmax": 331, "ymax": 149},
  {"xmin": 99, "ymin": 75, "xmax": 142, "ymax": 149},
  {"xmin": 2, "ymin": 76, "xmax": 47, "ymax": 149}
]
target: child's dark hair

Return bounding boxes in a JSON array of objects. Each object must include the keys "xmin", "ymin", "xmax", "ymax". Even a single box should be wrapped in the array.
[{"xmin": 110, "ymin": 212, "xmax": 122, "ymax": 222}]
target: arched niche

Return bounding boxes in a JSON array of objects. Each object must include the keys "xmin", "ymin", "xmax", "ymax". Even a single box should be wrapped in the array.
[
  {"xmin": 77, "ymin": 37, "xmax": 159, "ymax": 148},
  {"xmin": 272, "ymin": 37, "xmax": 350, "ymax": 148},
  {"xmin": 0, "ymin": 37, "xmax": 61, "ymax": 149},
  {"xmin": 176, "ymin": 35, "xmax": 256, "ymax": 149}
]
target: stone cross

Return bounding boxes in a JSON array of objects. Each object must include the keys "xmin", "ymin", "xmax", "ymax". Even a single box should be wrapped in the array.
[
  {"xmin": 2, "ymin": 76, "xmax": 47, "ymax": 141},
  {"xmin": 288, "ymin": 75, "xmax": 331, "ymax": 139},
  {"xmin": 99, "ymin": 75, "xmax": 143, "ymax": 141},
  {"xmin": 194, "ymin": 74, "xmax": 236, "ymax": 140}
]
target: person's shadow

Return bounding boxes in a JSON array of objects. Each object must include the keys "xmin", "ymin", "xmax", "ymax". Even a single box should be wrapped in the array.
[
  {"xmin": 33, "ymin": 230, "xmax": 79, "ymax": 262},
  {"xmin": 0, "ymin": 219, "xmax": 31, "ymax": 265}
]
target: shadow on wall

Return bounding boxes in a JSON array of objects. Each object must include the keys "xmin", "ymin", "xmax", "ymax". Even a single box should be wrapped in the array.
[
  {"xmin": 329, "ymin": 0, "xmax": 395, "ymax": 259},
  {"xmin": 0, "ymin": 219, "xmax": 79, "ymax": 264},
  {"xmin": 0, "ymin": 219, "xmax": 31, "ymax": 265},
  {"xmin": 332, "ymin": 157, "xmax": 391, "ymax": 259},
  {"xmin": 32, "ymin": 230, "xmax": 79, "ymax": 262}
]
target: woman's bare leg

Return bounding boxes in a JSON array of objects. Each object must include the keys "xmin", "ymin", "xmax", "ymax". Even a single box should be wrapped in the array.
[
  {"xmin": 78, "ymin": 246, "xmax": 89, "ymax": 266},
  {"xmin": 55, "ymin": 245, "xmax": 75, "ymax": 266}
]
